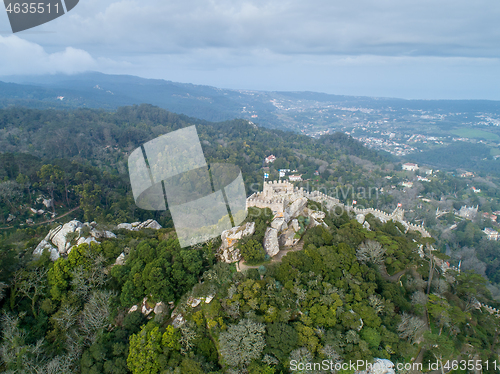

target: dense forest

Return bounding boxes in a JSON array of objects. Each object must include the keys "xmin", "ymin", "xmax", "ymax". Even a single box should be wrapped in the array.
[{"xmin": 1, "ymin": 105, "xmax": 500, "ymax": 373}]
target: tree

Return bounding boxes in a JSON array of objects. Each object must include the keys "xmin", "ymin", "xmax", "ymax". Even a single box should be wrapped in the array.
[
  {"xmin": 0, "ymin": 180, "xmax": 21, "ymax": 211},
  {"xmin": 80, "ymin": 290, "xmax": 115, "ymax": 345},
  {"xmin": 75, "ymin": 181, "xmax": 103, "ymax": 222},
  {"xmin": 356, "ymin": 240, "xmax": 385, "ymax": 265},
  {"xmin": 321, "ymin": 345, "xmax": 341, "ymax": 364},
  {"xmin": 361, "ymin": 327, "xmax": 381, "ymax": 349},
  {"xmin": 368, "ymin": 294, "xmax": 385, "ymax": 314},
  {"xmin": 127, "ymin": 324, "xmax": 163, "ymax": 374},
  {"xmin": 410, "ymin": 290, "xmax": 427, "ymax": 306},
  {"xmin": 38, "ymin": 164, "xmax": 64, "ymax": 214},
  {"xmin": 219, "ymin": 318, "xmax": 266, "ymax": 367},
  {"xmin": 162, "ymin": 325, "xmax": 181, "ymax": 350},
  {"xmin": 426, "ymin": 294, "xmax": 451, "ymax": 335},
  {"xmin": 178, "ymin": 357, "xmax": 204, "ymax": 374},
  {"xmin": 0, "ymin": 313, "xmax": 76, "ymax": 373},
  {"xmin": 179, "ymin": 324, "xmax": 197, "ymax": 354},
  {"xmin": 423, "ymin": 332, "xmax": 454, "ymax": 374},
  {"xmin": 240, "ymin": 239, "xmax": 266, "ymax": 264},
  {"xmin": 16, "ymin": 173, "xmax": 32, "ymax": 205},
  {"xmin": 17, "ymin": 267, "xmax": 48, "ymax": 318},
  {"xmin": 0, "ymin": 282, "xmax": 7, "ymax": 302},
  {"xmin": 397, "ymin": 312, "xmax": 426, "ymax": 344},
  {"xmin": 266, "ymin": 323, "xmax": 298, "ymax": 360},
  {"xmin": 289, "ymin": 347, "xmax": 313, "ymax": 374},
  {"xmin": 455, "ymin": 271, "xmax": 490, "ymax": 310}
]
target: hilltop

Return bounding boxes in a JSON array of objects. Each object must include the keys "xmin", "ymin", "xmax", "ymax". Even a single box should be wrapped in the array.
[{"xmin": 1, "ymin": 104, "xmax": 500, "ymax": 373}]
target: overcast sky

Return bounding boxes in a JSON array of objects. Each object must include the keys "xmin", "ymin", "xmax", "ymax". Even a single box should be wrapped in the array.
[{"xmin": 0, "ymin": 0, "xmax": 499, "ymax": 99}]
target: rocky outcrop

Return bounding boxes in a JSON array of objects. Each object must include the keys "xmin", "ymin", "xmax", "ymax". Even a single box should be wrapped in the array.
[
  {"xmin": 172, "ymin": 313, "xmax": 185, "ymax": 328},
  {"xmin": 50, "ymin": 220, "xmax": 83, "ymax": 254},
  {"xmin": 76, "ymin": 236, "xmax": 98, "ymax": 247},
  {"xmin": 221, "ymin": 222, "xmax": 255, "ymax": 244},
  {"xmin": 285, "ymin": 197, "xmax": 308, "ymax": 222},
  {"xmin": 304, "ymin": 208, "xmax": 327, "ymax": 227},
  {"xmin": 116, "ymin": 219, "xmax": 162, "ymax": 231},
  {"xmin": 310, "ymin": 210, "xmax": 326, "ymax": 222},
  {"xmin": 217, "ymin": 222, "xmax": 255, "ymax": 263},
  {"xmin": 187, "ymin": 297, "xmax": 202, "ymax": 308},
  {"xmin": 142, "ymin": 298, "xmax": 155, "ymax": 316},
  {"xmin": 33, "ymin": 219, "xmax": 123, "ymax": 261},
  {"xmin": 34, "ymin": 219, "xmax": 165, "ymax": 261},
  {"xmin": 33, "ymin": 240, "xmax": 59, "ymax": 261},
  {"xmin": 279, "ymin": 227, "xmax": 300, "ymax": 247},
  {"xmin": 263, "ymin": 227, "xmax": 279, "ymax": 257},
  {"xmin": 42, "ymin": 198, "xmax": 53, "ymax": 209},
  {"xmin": 362, "ymin": 359, "xmax": 395, "ymax": 374},
  {"xmin": 218, "ymin": 246, "xmax": 241, "ymax": 263},
  {"xmin": 356, "ymin": 213, "xmax": 365, "ymax": 225},
  {"xmin": 154, "ymin": 302, "xmax": 166, "ymax": 315},
  {"xmin": 279, "ymin": 217, "xmax": 303, "ymax": 247},
  {"xmin": 90, "ymin": 228, "xmax": 117, "ymax": 239},
  {"xmin": 115, "ymin": 252, "xmax": 126, "ymax": 266},
  {"xmin": 128, "ymin": 300, "xmax": 168, "ymax": 317},
  {"xmin": 271, "ymin": 216, "xmax": 287, "ymax": 232}
]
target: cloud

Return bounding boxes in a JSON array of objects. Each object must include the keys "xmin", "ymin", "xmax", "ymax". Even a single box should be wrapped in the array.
[
  {"xmin": 0, "ymin": 35, "xmax": 131, "ymax": 75},
  {"xmin": 0, "ymin": 35, "xmax": 97, "ymax": 74},
  {"xmin": 16, "ymin": 0, "xmax": 500, "ymax": 58},
  {"xmin": 0, "ymin": 0, "xmax": 498, "ymax": 99}
]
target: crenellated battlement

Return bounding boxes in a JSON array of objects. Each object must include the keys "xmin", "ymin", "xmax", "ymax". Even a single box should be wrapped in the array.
[{"xmin": 247, "ymin": 181, "xmax": 430, "ymax": 237}]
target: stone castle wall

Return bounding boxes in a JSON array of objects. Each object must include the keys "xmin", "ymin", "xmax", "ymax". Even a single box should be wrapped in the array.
[{"xmin": 246, "ymin": 180, "xmax": 430, "ymax": 238}]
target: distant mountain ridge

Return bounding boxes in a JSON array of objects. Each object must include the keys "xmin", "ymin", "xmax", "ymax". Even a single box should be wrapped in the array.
[{"xmin": 2, "ymin": 72, "xmax": 500, "ymax": 131}]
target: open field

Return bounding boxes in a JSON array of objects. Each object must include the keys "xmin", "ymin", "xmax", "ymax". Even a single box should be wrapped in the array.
[{"xmin": 451, "ymin": 128, "xmax": 500, "ymax": 141}]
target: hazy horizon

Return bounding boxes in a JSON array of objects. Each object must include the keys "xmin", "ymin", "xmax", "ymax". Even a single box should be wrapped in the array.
[{"xmin": 1, "ymin": 0, "xmax": 499, "ymax": 101}]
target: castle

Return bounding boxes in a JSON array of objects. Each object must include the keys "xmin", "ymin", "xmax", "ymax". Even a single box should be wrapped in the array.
[
  {"xmin": 457, "ymin": 205, "xmax": 478, "ymax": 220},
  {"xmin": 247, "ymin": 180, "xmax": 309, "ymax": 214},
  {"xmin": 246, "ymin": 180, "xmax": 430, "ymax": 238}
]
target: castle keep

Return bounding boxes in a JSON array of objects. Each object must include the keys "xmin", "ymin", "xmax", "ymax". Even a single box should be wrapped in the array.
[
  {"xmin": 246, "ymin": 180, "xmax": 429, "ymax": 238},
  {"xmin": 246, "ymin": 180, "xmax": 341, "ymax": 214}
]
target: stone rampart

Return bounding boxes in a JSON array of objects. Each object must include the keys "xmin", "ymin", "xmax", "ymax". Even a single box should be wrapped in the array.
[{"xmin": 247, "ymin": 182, "xmax": 430, "ymax": 238}]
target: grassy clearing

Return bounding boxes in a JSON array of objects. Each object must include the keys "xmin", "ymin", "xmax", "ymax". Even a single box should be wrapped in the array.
[
  {"xmin": 490, "ymin": 148, "xmax": 500, "ymax": 156},
  {"xmin": 451, "ymin": 128, "xmax": 500, "ymax": 141}
]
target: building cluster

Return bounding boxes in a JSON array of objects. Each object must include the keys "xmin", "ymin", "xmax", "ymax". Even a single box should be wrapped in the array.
[
  {"xmin": 407, "ymin": 134, "xmax": 445, "ymax": 145},
  {"xmin": 289, "ymin": 175, "xmax": 302, "ymax": 182},
  {"xmin": 354, "ymin": 136, "xmax": 418, "ymax": 156},
  {"xmin": 457, "ymin": 205, "xmax": 479, "ymax": 220},
  {"xmin": 483, "ymin": 228, "xmax": 499, "ymax": 241},
  {"xmin": 265, "ymin": 155, "xmax": 276, "ymax": 164},
  {"xmin": 246, "ymin": 180, "xmax": 430, "ymax": 238},
  {"xmin": 246, "ymin": 180, "xmax": 315, "ymax": 215},
  {"xmin": 483, "ymin": 212, "xmax": 498, "ymax": 222},
  {"xmin": 402, "ymin": 163, "xmax": 418, "ymax": 171},
  {"xmin": 460, "ymin": 171, "xmax": 474, "ymax": 178}
]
